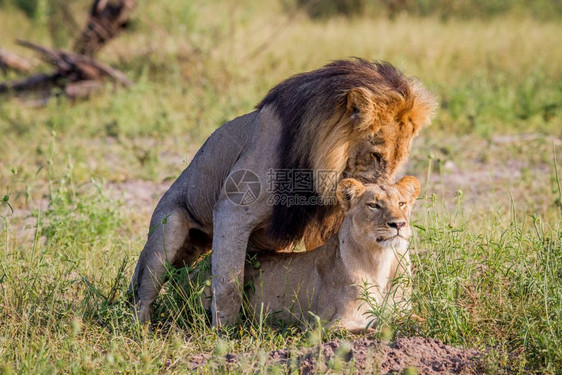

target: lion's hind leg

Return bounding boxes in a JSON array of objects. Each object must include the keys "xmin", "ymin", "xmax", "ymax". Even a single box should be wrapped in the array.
[{"xmin": 129, "ymin": 206, "xmax": 208, "ymax": 324}]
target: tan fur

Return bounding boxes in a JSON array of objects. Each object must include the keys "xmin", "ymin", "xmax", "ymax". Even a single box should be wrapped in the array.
[{"xmin": 239, "ymin": 177, "xmax": 421, "ymax": 332}]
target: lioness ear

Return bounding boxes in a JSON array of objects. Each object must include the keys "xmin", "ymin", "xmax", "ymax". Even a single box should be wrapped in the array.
[
  {"xmin": 346, "ymin": 87, "xmax": 373, "ymax": 125},
  {"xmin": 337, "ymin": 178, "xmax": 366, "ymax": 210},
  {"xmin": 396, "ymin": 176, "xmax": 421, "ymax": 205}
]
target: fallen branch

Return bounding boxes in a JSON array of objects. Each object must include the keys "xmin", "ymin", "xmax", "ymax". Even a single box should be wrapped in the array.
[
  {"xmin": 17, "ymin": 40, "xmax": 132, "ymax": 87},
  {"xmin": 65, "ymin": 80, "xmax": 105, "ymax": 99},
  {"xmin": 1, "ymin": 0, "xmax": 136, "ymax": 101},
  {"xmin": 0, "ymin": 73, "xmax": 59, "ymax": 94},
  {"xmin": 0, "ymin": 48, "xmax": 33, "ymax": 73},
  {"xmin": 0, "ymin": 41, "xmax": 131, "ymax": 98},
  {"xmin": 74, "ymin": 0, "xmax": 138, "ymax": 57}
]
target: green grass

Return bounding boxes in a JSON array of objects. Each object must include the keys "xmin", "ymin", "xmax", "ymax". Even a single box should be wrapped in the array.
[
  {"xmin": 1, "ymin": 0, "xmax": 562, "ymax": 373},
  {"xmin": 411, "ymin": 200, "xmax": 562, "ymax": 373}
]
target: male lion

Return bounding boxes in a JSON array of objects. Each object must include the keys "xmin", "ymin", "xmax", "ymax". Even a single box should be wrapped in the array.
[
  {"xmin": 129, "ymin": 58, "xmax": 436, "ymax": 326},
  {"xmin": 198, "ymin": 176, "xmax": 420, "ymax": 332}
]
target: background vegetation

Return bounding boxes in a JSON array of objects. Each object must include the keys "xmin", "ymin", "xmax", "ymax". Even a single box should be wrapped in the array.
[
  {"xmin": 296, "ymin": 0, "xmax": 562, "ymax": 19},
  {"xmin": 0, "ymin": 0, "xmax": 561, "ymax": 373}
]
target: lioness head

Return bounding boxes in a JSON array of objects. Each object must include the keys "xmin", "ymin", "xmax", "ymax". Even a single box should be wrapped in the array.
[{"xmin": 336, "ymin": 176, "xmax": 420, "ymax": 249}]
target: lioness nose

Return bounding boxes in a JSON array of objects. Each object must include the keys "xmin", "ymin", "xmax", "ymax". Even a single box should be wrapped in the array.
[{"xmin": 388, "ymin": 221, "xmax": 406, "ymax": 229}]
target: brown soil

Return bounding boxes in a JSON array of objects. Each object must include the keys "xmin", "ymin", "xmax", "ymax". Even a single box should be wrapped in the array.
[{"xmin": 189, "ymin": 336, "xmax": 481, "ymax": 374}]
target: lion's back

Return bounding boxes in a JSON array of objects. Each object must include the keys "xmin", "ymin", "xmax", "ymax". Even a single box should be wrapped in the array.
[{"xmin": 179, "ymin": 110, "xmax": 260, "ymax": 226}]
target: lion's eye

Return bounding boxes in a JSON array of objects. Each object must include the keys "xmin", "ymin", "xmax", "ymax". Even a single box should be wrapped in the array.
[
  {"xmin": 370, "ymin": 152, "xmax": 380, "ymax": 162},
  {"xmin": 368, "ymin": 202, "xmax": 381, "ymax": 209},
  {"xmin": 399, "ymin": 202, "xmax": 406, "ymax": 208}
]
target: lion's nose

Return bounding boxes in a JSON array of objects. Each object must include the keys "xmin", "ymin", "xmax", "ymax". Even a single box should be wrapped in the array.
[{"xmin": 388, "ymin": 221, "xmax": 406, "ymax": 230}]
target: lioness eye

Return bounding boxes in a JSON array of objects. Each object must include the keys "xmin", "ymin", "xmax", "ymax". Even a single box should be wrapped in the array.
[
  {"xmin": 399, "ymin": 202, "xmax": 406, "ymax": 208},
  {"xmin": 368, "ymin": 202, "xmax": 381, "ymax": 209},
  {"xmin": 370, "ymin": 153, "xmax": 380, "ymax": 162}
]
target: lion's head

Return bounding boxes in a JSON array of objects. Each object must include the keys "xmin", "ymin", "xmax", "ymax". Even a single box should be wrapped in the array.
[
  {"xmin": 258, "ymin": 58, "xmax": 436, "ymax": 246},
  {"xmin": 336, "ymin": 176, "xmax": 420, "ymax": 250}
]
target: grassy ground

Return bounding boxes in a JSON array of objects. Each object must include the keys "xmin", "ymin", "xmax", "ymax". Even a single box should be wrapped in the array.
[{"xmin": 1, "ymin": 0, "xmax": 561, "ymax": 373}]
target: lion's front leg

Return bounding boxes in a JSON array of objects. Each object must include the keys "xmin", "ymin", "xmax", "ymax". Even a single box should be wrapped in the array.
[
  {"xmin": 209, "ymin": 201, "xmax": 257, "ymax": 326},
  {"xmin": 210, "ymin": 221, "xmax": 252, "ymax": 326}
]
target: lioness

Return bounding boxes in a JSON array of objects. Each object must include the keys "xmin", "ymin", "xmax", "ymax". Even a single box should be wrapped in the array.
[
  {"xmin": 130, "ymin": 59, "xmax": 437, "ymax": 325},
  {"xmin": 241, "ymin": 176, "xmax": 420, "ymax": 331},
  {"xmin": 194, "ymin": 177, "xmax": 420, "ymax": 331}
]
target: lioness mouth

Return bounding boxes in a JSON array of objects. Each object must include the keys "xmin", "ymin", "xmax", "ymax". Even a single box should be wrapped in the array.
[{"xmin": 376, "ymin": 235, "xmax": 404, "ymax": 243}]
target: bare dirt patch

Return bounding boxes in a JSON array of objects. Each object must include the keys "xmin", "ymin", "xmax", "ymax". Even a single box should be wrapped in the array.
[
  {"xmin": 189, "ymin": 336, "xmax": 480, "ymax": 374},
  {"xmin": 106, "ymin": 179, "xmax": 169, "ymax": 214}
]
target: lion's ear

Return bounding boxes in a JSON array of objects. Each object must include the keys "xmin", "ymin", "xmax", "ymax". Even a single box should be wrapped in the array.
[
  {"xmin": 337, "ymin": 178, "xmax": 366, "ymax": 210},
  {"xmin": 396, "ymin": 176, "xmax": 421, "ymax": 205},
  {"xmin": 346, "ymin": 87, "xmax": 374, "ymax": 126}
]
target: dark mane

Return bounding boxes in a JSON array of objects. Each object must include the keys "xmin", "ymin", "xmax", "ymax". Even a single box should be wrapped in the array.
[{"xmin": 257, "ymin": 58, "xmax": 414, "ymax": 247}]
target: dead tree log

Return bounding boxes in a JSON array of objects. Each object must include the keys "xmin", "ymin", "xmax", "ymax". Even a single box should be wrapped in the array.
[
  {"xmin": 64, "ymin": 80, "xmax": 105, "ymax": 99},
  {"xmin": 0, "ymin": 73, "xmax": 59, "ymax": 93},
  {"xmin": 17, "ymin": 40, "xmax": 132, "ymax": 86},
  {"xmin": 74, "ymin": 0, "xmax": 138, "ymax": 57},
  {"xmin": 1, "ymin": 0, "xmax": 136, "ymax": 100},
  {"xmin": 0, "ymin": 41, "xmax": 131, "ymax": 98},
  {"xmin": 0, "ymin": 48, "xmax": 33, "ymax": 73}
]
